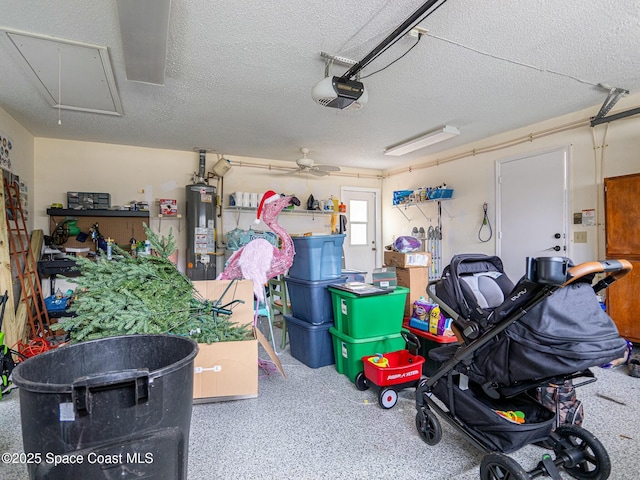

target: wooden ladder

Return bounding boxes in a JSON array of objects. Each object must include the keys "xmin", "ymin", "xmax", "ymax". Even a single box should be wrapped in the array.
[{"xmin": 2, "ymin": 175, "xmax": 51, "ymax": 344}]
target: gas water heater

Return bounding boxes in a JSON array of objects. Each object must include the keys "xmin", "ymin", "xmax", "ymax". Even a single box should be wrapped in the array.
[{"xmin": 186, "ymin": 151, "xmax": 217, "ymax": 280}]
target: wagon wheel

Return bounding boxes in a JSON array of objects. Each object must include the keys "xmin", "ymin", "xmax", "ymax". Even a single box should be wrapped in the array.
[
  {"xmin": 415, "ymin": 407, "xmax": 442, "ymax": 445},
  {"xmin": 354, "ymin": 372, "xmax": 369, "ymax": 391},
  {"xmin": 553, "ymin": 425, "xmax": 611, "ymax": 480},
  {"xmin": 480, "ymin": 453, "xmax": 529, "ymax": 480},
  {"xmin": 378, "ymin": 388, "xmax": 398, "ymax": 409}
]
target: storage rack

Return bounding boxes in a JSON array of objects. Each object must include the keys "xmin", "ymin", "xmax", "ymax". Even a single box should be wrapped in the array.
[
  {"xmin": 393, "ymin": 198, "xmax": 451, "ymax": 281},
  {"xmin": 46, "ymin": 208, "xmax": 150, "ymax": 250}
]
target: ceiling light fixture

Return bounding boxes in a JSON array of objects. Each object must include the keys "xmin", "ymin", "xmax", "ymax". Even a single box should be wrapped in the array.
[{"xmin": 384, "ymin": 125, "xmax": 460, "ymax": 156}]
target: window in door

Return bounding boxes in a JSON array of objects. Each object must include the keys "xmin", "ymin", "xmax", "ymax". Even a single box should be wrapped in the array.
[{"xmin": 349, "ymin": 200, "xmax": 368, "ymax": 245}]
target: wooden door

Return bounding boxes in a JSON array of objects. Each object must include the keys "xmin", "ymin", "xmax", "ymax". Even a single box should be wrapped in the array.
[{"xmin": 604, "ymin": 173, "xmax": 640, "ymax": 343}]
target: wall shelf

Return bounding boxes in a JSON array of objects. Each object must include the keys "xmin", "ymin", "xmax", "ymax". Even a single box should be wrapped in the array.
[
  {"xmin": 156, "ymin": 213, "xmax": 183, "ymax": 232},
  {"xmin": 224, "ymin": 207, "xmax": 334, "ymax": 215},
  {"xmin": 393, "ymin": 198, "xmax": 450, "ymax": 222},
  {"xmin": 46, "ymin": 209, "xmax": 150, "ymax": 250},
  {"xmin": 46, "ymin": 208, "xmax": 149, "ymax": 217},
  {"xmin": 223, "ymin": 206, "xmax": 337, "ymax": 228},
  {"xmin": 224, "ymin": 206, "xmax": 335, "ymax": 218}
]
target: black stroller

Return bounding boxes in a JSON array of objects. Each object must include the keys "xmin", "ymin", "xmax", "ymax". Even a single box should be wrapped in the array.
[{"xmin": 414, "ymin": 254, "xmax": 632, "ymax": 480}]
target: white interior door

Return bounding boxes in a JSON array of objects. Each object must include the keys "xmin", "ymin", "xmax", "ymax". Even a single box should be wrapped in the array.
[
  {"xmin": 497, "ymin": 147, "xmax": 569, "ymax": 282},
  {"xmin": 340, "ymin": 187, "xmax": 380, "ymax": 283}
]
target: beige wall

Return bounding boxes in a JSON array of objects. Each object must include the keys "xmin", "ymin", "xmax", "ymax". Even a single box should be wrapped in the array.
[
  {"xmin": 4, "ymin": 95, "xmax": 640, "ymax": 274},
  {"xmin": 32, "ymin": 138, "xmax": 382, "ymax": 271},
  {"xmin": 382, "ymin": 93, "xmax": 640, "ymax": 267},
  {"xmin": 0, "ymin": 107, "xmax": 35, "ymax": 230}
]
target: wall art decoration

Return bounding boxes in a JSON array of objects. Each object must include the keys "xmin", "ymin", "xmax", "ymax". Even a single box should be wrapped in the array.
[{"xmin": 0, "ymin": 130, "xmax": 13, "ymax": 171}]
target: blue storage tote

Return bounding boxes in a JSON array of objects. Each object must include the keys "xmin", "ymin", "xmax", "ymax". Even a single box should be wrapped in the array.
[
  {"xmin": 289, "ymin": 234, "xmax": 345, "ymax": 281},
  {"xmin": 341, "ymin": 269, "xmax": 366, "ymax": 282},
  {"xmin": 285, "ymin": 276, "xmax": 346, "ymax": 324},
  {"xmin": 285, "ymin": 315, "xmax": 335, "ymax": 368}
]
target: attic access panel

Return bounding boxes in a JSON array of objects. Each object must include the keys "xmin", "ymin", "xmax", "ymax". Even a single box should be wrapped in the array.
[{"xmin": 1, "ymin": 29, "xmax": 122, "ymax": 116}]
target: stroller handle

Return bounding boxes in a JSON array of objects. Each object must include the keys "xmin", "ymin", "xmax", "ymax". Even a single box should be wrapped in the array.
[{"xmin": 564, "ymin": 259, "xmax": 632, "ymax": 289}]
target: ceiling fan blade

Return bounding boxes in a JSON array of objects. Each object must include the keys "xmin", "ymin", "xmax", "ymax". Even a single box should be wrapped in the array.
[
  {"xmin": 315, "ymin": 164, "xmax": 341, "ymax": 172},
  {"xmin": 310, "ymin": 169, "xmax": 329, "ymax": 176}
]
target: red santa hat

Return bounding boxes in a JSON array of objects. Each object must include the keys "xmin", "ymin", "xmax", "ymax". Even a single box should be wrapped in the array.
[{"xmin": 255, "ymin": 190, "xmax": 279, "ymax": 224}]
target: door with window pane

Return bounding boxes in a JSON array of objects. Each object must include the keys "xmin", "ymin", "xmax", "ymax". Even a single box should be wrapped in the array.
[{"xmin": 340, "ymin": 187, "xmax": 380, "ymax": 283}]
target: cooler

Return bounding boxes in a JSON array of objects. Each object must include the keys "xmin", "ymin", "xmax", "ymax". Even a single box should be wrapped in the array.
[{"xmin": 402, "ymin": 320, "xmax": 459, "ymax": 376}]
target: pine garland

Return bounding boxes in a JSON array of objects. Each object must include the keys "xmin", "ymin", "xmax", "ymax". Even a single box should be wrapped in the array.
[{"xmin": 52, "ymin": 224, "xmax": 253, "ymax": 343}]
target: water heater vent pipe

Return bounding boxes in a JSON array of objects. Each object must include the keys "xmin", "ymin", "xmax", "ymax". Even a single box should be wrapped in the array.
[{"xmin": 198, "ymin": 150, "xmax": 207, "ymax": 183}]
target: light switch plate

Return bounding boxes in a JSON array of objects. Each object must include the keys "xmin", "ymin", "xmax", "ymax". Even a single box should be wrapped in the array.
[{"xmin": 574, "ymin": 231, "xmax": 587, "ymax": 243}]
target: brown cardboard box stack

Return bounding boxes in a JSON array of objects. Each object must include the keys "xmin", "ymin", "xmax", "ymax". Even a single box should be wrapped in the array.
[
  {"xmin": 383, "ymin": 251, "xmax": 432, "ymax": 318},
  {"xmin": 383, "ymin": 251, "xmax": 431, "ymax": 268},
  {"xmin": 192, "ymin": 280, "xmax": 284, "ymax": 403},
  {"xmin": 395, "ymin": 267, "xmax": 430, "ymax": 318}
]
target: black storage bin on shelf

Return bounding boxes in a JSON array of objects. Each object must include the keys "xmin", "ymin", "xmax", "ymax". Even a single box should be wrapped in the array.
[
  {"xmin": 431, "ymin": 373, "xmax": 555, "ymax": 453},
  {"xmin": 11, "ymin": 334, "xmax": 198, "ymax": 480}
]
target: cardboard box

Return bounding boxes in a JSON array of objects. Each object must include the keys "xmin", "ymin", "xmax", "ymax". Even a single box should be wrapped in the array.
[
  {"xmin": 395, "ymin": 266, "xmax": 430, "ymax": 318},
  {"xmin": 384, "ymin": 251, "xmax": 431, "ymax": 268},
  {"xmin": 192, "ymin": 280, "xmax": 284, "ymax": 403}
]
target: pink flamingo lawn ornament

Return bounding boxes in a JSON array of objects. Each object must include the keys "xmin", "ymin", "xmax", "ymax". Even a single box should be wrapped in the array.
[{"xmin": 218, "ymin": 190, "xmax": 300, "ymax": 329}]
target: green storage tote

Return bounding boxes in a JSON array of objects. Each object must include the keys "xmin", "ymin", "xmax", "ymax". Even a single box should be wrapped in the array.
[
  {"xmin": 329, "ymin": 286, "xmax": 409, "ymax": 338},
  {"xmin": 329, "ymin": 327, "xmax": 407, "ymax": 383}
]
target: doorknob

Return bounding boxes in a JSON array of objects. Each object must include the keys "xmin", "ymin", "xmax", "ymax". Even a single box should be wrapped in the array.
[{"xmin": 544, "ymin": 245, "xmax": 562, "ymax": 252}]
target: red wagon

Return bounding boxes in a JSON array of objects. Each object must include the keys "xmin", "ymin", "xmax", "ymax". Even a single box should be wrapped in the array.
[{"xmin": 355, "ymin": 347, "xmax": 425, "ymax": 409}]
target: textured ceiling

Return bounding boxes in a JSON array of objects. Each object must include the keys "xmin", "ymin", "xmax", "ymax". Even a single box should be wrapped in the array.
[{"xmin": 1, "ymin": 0, "xmax": 639, "ymax": 171}]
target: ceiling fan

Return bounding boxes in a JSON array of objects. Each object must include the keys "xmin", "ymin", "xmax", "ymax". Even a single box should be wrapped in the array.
[{"xmin": 294, "ymin": 148, "xmax": 341, "ymax": 176}]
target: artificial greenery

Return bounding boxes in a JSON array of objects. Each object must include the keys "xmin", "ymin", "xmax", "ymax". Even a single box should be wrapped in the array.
[{"xmin": 52, "ymin": 224, "xmax": 253, "ymax": 343}]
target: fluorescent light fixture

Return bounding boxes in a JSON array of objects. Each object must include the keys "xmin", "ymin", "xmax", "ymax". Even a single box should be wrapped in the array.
[
  {"xmin": 116, "ymin": 0, "xmax": 171, "ymax": 85},
  {"xmin": 384, "ymin": 125, "xmax": 460, "ymax": 156}
]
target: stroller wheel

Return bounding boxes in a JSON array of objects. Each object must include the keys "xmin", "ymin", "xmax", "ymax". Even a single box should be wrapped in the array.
[
  {"xmin": 415, "ymin": 407, "xmax": 442, "ymax": 445},
  {"xmin": 354, "ymin": 372, "xmax": 369, "ymax": 391},
  {"xmin": 378, "ymin": 388, "xmax": 398, "ymax": 409},
  {"xmin": 480, "ymin": 453, "xmax": 529, "ymax": 480},
  {"xmin": 553, "ymin": 425, "xmax": 611, "ymax": 480}
]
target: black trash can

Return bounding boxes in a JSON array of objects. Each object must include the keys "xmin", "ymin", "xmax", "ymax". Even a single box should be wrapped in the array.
[{"xmin": 11, "ymin": 334, "xmax": 198, "ymax": 480}]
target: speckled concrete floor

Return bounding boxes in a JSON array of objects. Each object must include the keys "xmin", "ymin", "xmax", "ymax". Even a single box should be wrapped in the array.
[{"xmin": 1, "ymin": 326, "xmax": 638, "ymax": 479}]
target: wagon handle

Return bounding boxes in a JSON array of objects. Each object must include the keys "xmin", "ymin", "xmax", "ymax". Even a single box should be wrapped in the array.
[
  {"xmin": 401, "ymin": 330, "xmax": 421, "ymax": 355},
  {"xmin": 563, "ymin": 259, "xmax": 632, "ymax": 291}
]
